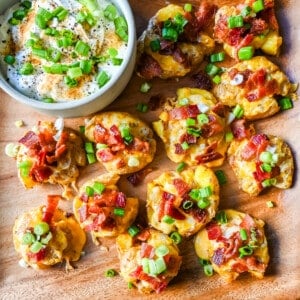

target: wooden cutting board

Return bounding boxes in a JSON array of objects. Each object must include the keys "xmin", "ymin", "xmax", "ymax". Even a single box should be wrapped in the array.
[{"xmin": 0, "ymin": 0, "xmax": 299, "ymax": 299}]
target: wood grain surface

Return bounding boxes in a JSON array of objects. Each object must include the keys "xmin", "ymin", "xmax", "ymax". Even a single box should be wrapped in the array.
[{"xmin": 0, "ymin": 1, "xmax": 299, "ymax": 299}]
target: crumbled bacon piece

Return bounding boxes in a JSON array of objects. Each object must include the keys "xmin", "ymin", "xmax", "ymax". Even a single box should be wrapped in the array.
[
  {"xmin": 137, "ymin": 54, "xmax": 163, "ymax": 79},
  {"xmin": 212, "ymin": 103, "xmax": 227, "ymax": 118},
  {"xmin": 18, "ymin": 131, "xmax": 39, "ymax": 148},
  {"xmin": 195, "ymin": 142, "xmax": 223, "ymax": 164},
  {"xmin": 250, "ymin": 18, "xmax": 268, "ymax": 35},
  {"xmin": 174, "ymin": 143, "xmax": 185, "ymax": 155},
  {"xmin": 231, "ymin": 119, "xmax": 252, "ymax": 140},
  {"xmin": 28, "ymin": 248, "xmax": 47, "ymax": 262},
  {"xmin": 140, "ymin": 243, "xmax": 155, "ymax": 259},
  {"xmin": 201, "ymin": 115, "xmax": 224, "ymax": 138},
  {"xmin": 147, "ymin": 94, "xmax": 165, "ymax": 111},
  {"xmin": 97, "ymin": 148, "xmax": 114, "ymax": 162},
  {"xmin": 179, "ymin": 133, "xmax": 197, "ymax": 144},
  {"xmin": 42, "ymin": 195, "xmax": 60, "ymax": 223},
  {"xmin": 206, "ymin": 222, "xmax": 222, "ymax": 240},
  {"xmin": 173, "ymin": 178, "xmax": 190, "ymax": 196}
]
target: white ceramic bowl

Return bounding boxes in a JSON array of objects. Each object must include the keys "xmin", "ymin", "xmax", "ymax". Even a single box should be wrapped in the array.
[{"xmin": 0, "ymin": 0, "xmax": 136, "ymax": 118}]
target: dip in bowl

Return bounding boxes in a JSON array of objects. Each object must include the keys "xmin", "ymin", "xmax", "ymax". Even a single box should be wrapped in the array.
[{"xmin": 0, "ymin": 0, "xmax": 136, "ymax": 117}]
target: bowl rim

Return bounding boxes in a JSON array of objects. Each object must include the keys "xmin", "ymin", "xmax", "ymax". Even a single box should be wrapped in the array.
[{"xmin": 0, "ymin": 0, "xmax": 136, "ymax": 111}]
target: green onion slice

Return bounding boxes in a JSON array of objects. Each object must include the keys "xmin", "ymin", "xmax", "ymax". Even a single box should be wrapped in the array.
[{"xmin": 170, "ymin": 232, "xmax": 182, "ymax": 244}]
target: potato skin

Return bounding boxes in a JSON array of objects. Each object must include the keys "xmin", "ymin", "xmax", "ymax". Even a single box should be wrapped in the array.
[
  {"xmin": 116, "ymin": 228, "xmax": 182, "ymax": 294},
  {"xmin": 227, "ymin": 134, "xmax": 294, "ymax": 196},
  {"xmin": 85, "ymin": 112, "xmax": 156, "ymax": 175},
  {"xmin": 147, "ymin": 165, "xmax": 219, "ymax": 237},
  {"xmin": 13, "ymin": 206, "xmax": 86, "ymax": 270},
  {"xmin": 213, "ymin": 56, "xmax": 297, "ymax": 120},
  {"xmin": 194, "ymin": 209, "xmax": 269, "ymax": 283}
]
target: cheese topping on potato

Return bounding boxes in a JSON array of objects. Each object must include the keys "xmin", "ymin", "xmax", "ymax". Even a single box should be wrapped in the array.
[
  {"xmin": 84, "ymin": 112, "xmax": 156, "ymax": 175},
  {"xmin": 195, "ymin": 209, "xmax": 269, "ymax": 282},
  {"xmin": 153, "ymin": 88, "xmax": 229, "ymax": 167},
  {"xmin": 116, "ymin": 228, "xmax": 182, "ymax": 294},
  {"xmin": 73, "ymin": 173, "xmax": 138, "ymax": 244},
  {"xmin": 147, "ymin": 165, "xmax": 219, "ymax": 237},
  {"xmin": 13, "ymin": 195, "xmax": 86, "ymax": 270}
]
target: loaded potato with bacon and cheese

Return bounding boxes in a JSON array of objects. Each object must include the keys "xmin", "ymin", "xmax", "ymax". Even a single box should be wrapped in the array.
[
  {"xmin": 137, "ymin": 3, "xmax": 215, "ymax": 79},
  {"xmin": 13, "ymin": 195, "xmax": 86, "ymax": 270},
  {"xmin": 116, "ymin": 228, "xmax": 182, "ymax": 294},
  {"xmin": 147, "ymin": 165, "xmax": 219, "ymax": 237},
  {"xmin": 213, "ymin": 56, "xmax": 298, "ymax": 120},
  {"xmin": 73, "ymin": 173, "xmax": 138, "ymax": 244},
  {"xmin": 194, "ymin": 209, "xmax": 269, "ymax": 282},
  {"xmin": 153, "ymin": 88, "xmax": 229, "ymax": 167},
  {"xmin": 214, "ymin": 0, "xmax": 282, "ymax": 59},
  {"xmin": 14, "ymin": 119, "xmax": 86, "ymax": 199},
  {"xmin": 227, "ymin": 133, "xmax": 294, "ymax": 196},
  {"xmin": 84, "ymin": 112, "xmax": 156, "ymax": 174}
]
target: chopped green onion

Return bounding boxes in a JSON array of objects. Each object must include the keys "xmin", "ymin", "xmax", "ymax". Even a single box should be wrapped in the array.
[
  {"xmin": 43, "ymin": 64, "xmax": 68, "ymax": 74},
  {"xmin": 56, "ymin": 9, "xmax": 68, "ymax": 21},
  {"xmin": 240, "ymin": 229, "xmax": 248, "ymax": 241},
  {"xmin": 250, "ymin": 228, "xmax": 257, "ymax": 242},
  {"xmin": 162, "ymin": 27, "xmax": 178, "ymax": 42},
  {"xmin": 114, "ymin": 208, "xmax": 125, "ymax": 217},
  {"xmin": 93, "ymin": 181, "xmax": 105, "ymax": 194},
  {"xmin": 212, "ymin": 75, "xmax": 221, "ymax": 84},
  {"xmin": 44, "ymin": 27, "xmax": 59, "ymax": 36},
  {"xmin": 228, "ymin": 15, "xmax": 244, "ymax": 29},
  {"xmin": 13, "ymin": 9, "xmax": 27, "ymax": 21},
  {"xmin": 42, "ymin": 97, "xmax": 55, "ymax": 103},
  {"xmin": 181, "ymin": 141, "xmax": 189, "ymax": 150},
  {"xmin": 261, "ymin": 163, "xmax": 272, "ymax": 173},
  {"xmin": 32, "ymin": 48, "xmax": 48, "ymax": 59},
  {"xmin": 241, "ymin": 6, "xmax": 252, "ymax": 17},
  {"xmin": 239, "ymin": 245, "xmax": 253, "ymax": 258},
  {"xmin": 57, "ymin": 36, "xmax": 73, "ymax": 48},
  {"xmin": 203, "ymin": 264, "xmax": 213, "ymax": 276},
  {"xmin": 114, "ymin": 16, "xmax": 128, "ymax": 42},
  {"xmin": 178, "ymin": 98, "xmax": 189, "ymax": 106},
  {"xmin": 64, "ymin": 76, "xmax": 78, "ymax": 87},
  {"xmin": 86, "ymin": 153, "xmax": 96, "ymax": 164},
  {"xmin": 162, "ymin": 215, "xmax": 175, "ymax": 224},
  {"xmin": 18, "ymin": 160, "xmax": 32, "ymax": 177},
  {"xmin": 176, "ymin": 162, "xmax": 186, "ymax": 172},
  {"xmin": 4, "ymin": 55, "xmax": 15, "ymax": 65},
  {"xmin": 170, "ymin": 232, "xmax": 182, "ymax": 244},
  {"xmin": 259, "ymin": 151, "xmax": 273, "ymax": 164},
  {"xmin": 197, "ymin": 198, "xmax": 210, "ymax": 209},
  {"xmin": 205, "ymin": 63, "xmax": 221, "ymax": 76},
  {"xmin": 104, "ymin": 4, "xmax": 117, "ymax": 20},
  {"xmin": 105, "ymin": 269, "xmax": 116, "ymax": 277},
  {"xmin": 52, "ymin": 6, "xmax": 64, "ymax": 17},
  {"xmin": 76, "ymin": 11, "xmax": 86, "ymax": 23},
  {"xmin": 238, "ymin": 46, "xmax": 254, "ymax": 60},
  {"xmin": 186, "ymin": 118, "xmax": 196, "ymax": 127},
  {"xmin": 214, "ymin": 170, "xmax": 227, "ymax": 185},
  {"xmin": 96, "ymin": 143, "xmax": 108, "ymax": 149},
  {"xmin": 128, "ymin": 282, "xmax": 133, "ymax": 289},
  {"xmin": 111, "ymin": 58, "xmax": 123, "ymax": 66},
  {"xmin": 197, "ymin": 113, "xmax": 209, "ymax": 124},
  {"xmin": 47, "ymin": 48, "xmax": 62, "ymax": 63},
  {"xmin": 22, "ymin": 232, "xmax": 35, "ymax": 245},
  {"xmin": 75, "ymin": 40, "xmax": 90, "ymax": 56},
  {"xmin": 182, "ymin": 200, "xmax": 194, "ymax": 210},
  {"xmin": 128, "ymin": 225, "xmax": 140, "ymax": 237},
  {"xmin": 187, "ymin": 127, "xmax": 201, "ymax": 137},
  {"xmin": 262, "ymin": 178, "xmax": 277, "ymax": 188},
  {"xmin": 266, "ymin": 201, "xmax": 274, "ymax": 208},
  {"xmin": 8, "ymin": 17, "xmax": 20, "ymax": 26},
  {"xmin": 150, "ymin": 39, "xmax": 161, "ymax": 52},
  {"xmin": 198, "ymin": 258, "xmax": 210, "ymax": 266},
  {"xmin": 184, "ymin": 3, "xmax": 193, "ymax": 12},
  {"xmin": 34, "ymin": 222, "xmax": 50, "ymax": 236},
  {"xmin": 225, "ymin": 131, "xmax": 234, "ymax": 142},
  {"xmin": 233, "ymin": 104, "xmax": 244, "ymax": 118},
  {"xmin": 96, "ymin": 70, "xmax": 110, "ymax": 87},
  {"xmin": 142, "ymin": 257, "xmax": 150, "ymax": 274},
  {"xmin": 85, "ymin": 142, "xmax": 94, "ymax": 154},
  {"xmin": 136, "ymin": 103, "xmax": 148, "ymax": 112},
  {"xmin": 80, "ymin": 60, "xmax": 93, "ymax": 74},
  {"xmin": 155, "ymin": 245, "xmax": 169, "ymax": 257},
  {"xmin": 278, "ymin": 97, "xmax": 293, "ymax": 110},
  {"xmin": 155, "ymin": 257, "xmax": 167, "ymax": 274},
  {"xmin": 108, "ymin": 47, "xmax": 118, "ymax": 58},
  {"xmin": 41, "ymin": 232, "xmax": 53, "ymax": 245},
  {"xmin": 210, "ymin": 52, "xmax": 225, "ymax": 63},
  {"xmin": 20, "ymin": 1, "xmax": 32, "ymax": 9},
  {"xmin": 252, "ymin": 0, "xmax": 264, "ymax": 13},
  {"xmin": 67, "ymin": 67, "xmax": 83, "ymax": 79},
  {"xmin": 140, "ymin": 82, "xmax": 152, "ymax": 93},
  {"xmin": 85, "ymin": 186, "xmax": 94, "ymax": 197},
  {"xmin": 199, "ymin": 186, "xmax": 212, "ymax": 198},
  {"xmin": 19, "ymin": 62, "xmax": 34, "ymax": 75},
  {"xmin": 120, "ymin": 126, "xmax": 133, "ymax": 145},
  {"xmin": 79, "ymin": 126, "xmax": 85, "ymax": 134},
  {"xmin": 30, "ymin": 241, "xmax": 43, "ymax": 253},
  {"xmin": 215, "ymin": 210, "xmax": 227, "ymax": 224}
]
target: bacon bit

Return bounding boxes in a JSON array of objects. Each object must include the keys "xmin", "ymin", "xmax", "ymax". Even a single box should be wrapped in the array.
[
  {"xmin": 84, "ymin": 212, "xmax": 107, "ymax": 231},
  {"xmin": 30, "ymin": 165, "xmax": 53, "ymax": 182},
  {"xmin": 130, "ymin": 138, "xmax": 150, "ymax": 153},
  {"xmin": 172, "ymin": 47, "xmax": 189, "ymax": 67},
  {"xmin": 159, "ymin": 40, "xmax": 175, "ymax": 55},
  {"xmin": 80, "ymin": 193, "xmax": 89, "ymax": 203},
  {"xmin": 201, "ymin": 116, "xmax": 224, "ymax": 138},
  {"xmin": 260, "ymin": 8, "xmax": 279, "ymax": 31},
  {"xmin": 212, "ymin": 103, "xmax": 227, "ymax": 118},
  {"xmin": 253, "ymin": 161, "xmax": 271, "ymax": 183},
  {"xmin": 227, "ymin": 27, "xmax": 247, "ymax": 46},
  {"xmin": 147, "ymin": 94, "xmax": 165, "ymax": 111},
  {"xmin": 231, "ymin": 261, "xmax": 249, "ymax": 273},
  {"xmin": 101, "ymin": 216, "xmax": 116, "ymax": 230},
  {"xmin": 78, "ymin": 204, "xmax": 89, "ymax": 222},
  {"xmin": 240, "ymin": 214, "xmax": 256, "ymax": 231},
  {"xmin": 42, "ymin": 195, "xmax": 60, "ymax": 223},
  {"xmin": 271, "ymin": 165, "xmax": 280, "ymax": 178},
  {"xmin": 191, "ymin": 207, "xmax": 207, "ymax": 222},
  {"xmin": 207, "ymin": 222, "xmax": 222, "ymax": 240},
  {"xmin": 88, "ymin": 205, "xmax": 103, "ymax": 214},
  {"xmin": 237, "ymin": 33, "xmax": 254, "ymax": 50},
  {"xmin": 140, "ymin": 243, "xmax": 155, "ymax": 259},
  {"xmin": 187, "ymin": 104, "xmax": 201, "ymax": 117},
  {"xmin": 174, "ymin": 143, "xmax": 185, "ymax": 155},
  {"xmin": 130, "ymin": 266, "xmax": 168, "ymax": 293},
  {"xmin": 116, "ymin": 192, "xmax": 127, "ymax": 208},
  {"xmin": 126, "ymin": 168, "xmax": 153, "ymax": 186},
  {"xmin": 231, "ymin": 119, "xmax": 252, "ymax": 140},
  {"xmin": 194, "ymin": 1, "xmax": 218, "ymax": 31},
  {"xmin": 179, "ymin": 133, "xmax": 197, "ymax": 144},
  {"xmin": 108, "ymin": 125, "xmax": 123, "ymax": 145},
  {"xmin": 18, "ymin": 131, "xmax": 39, "ymax": 148},
  {"xmin": 173, "ymin": 178, "xmax": 190, "ymax": 196},
  {"xmin": 195, "ymin": 142, "xmax": 223, "ymax": 164},
  {"xmin": 191, "ymin": 71, "xmax": 213, "ymax": 90},
  {"xmin": 250, "ymin": 18, "xmax": 268, "ymax": 35},
  {"xmin": 136, "ymin": 228, "xmax": 151, "ymax": 242},
  {"xmin": 97, "ymin": 148, "xmax": 114, "ymax": 162},
  {"xmin": 241, "ymin": 134, "xmax": 269, "ymax": 161},
  {"xmin": 94, "ymin": 190, "xmax": 118, "ymax": 207},
  {"xmin": 137, "ymin": 54, "xmax": 163, "ymax": 79},
  {"xmin": 212, "ymin": 248, "xmax": 225, "ymax": 266},
  {"xmin": 223, "ymin": 232, "xmax": 242, "ymax": 260},
  {"xmin": 94, "ymin": 124, "xmax": 108, "ymax": 144},
  {"xmin": 27, "ymin": 248, "xmax": 46, "ymax": 262},
  {"xmin": 246, "ymin": 256, "xmax": 267, "ymax": 272},
  {"xmin": 229, "ymin": 68, "xmax": 239, "ymax": 80},
  {"xmin": 169, "ymin": 105, "xmax": 200, "ymax": 120},
  {"xmin": 160, "ymin": 191, "xmax": 185, "ymax": 221}
]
